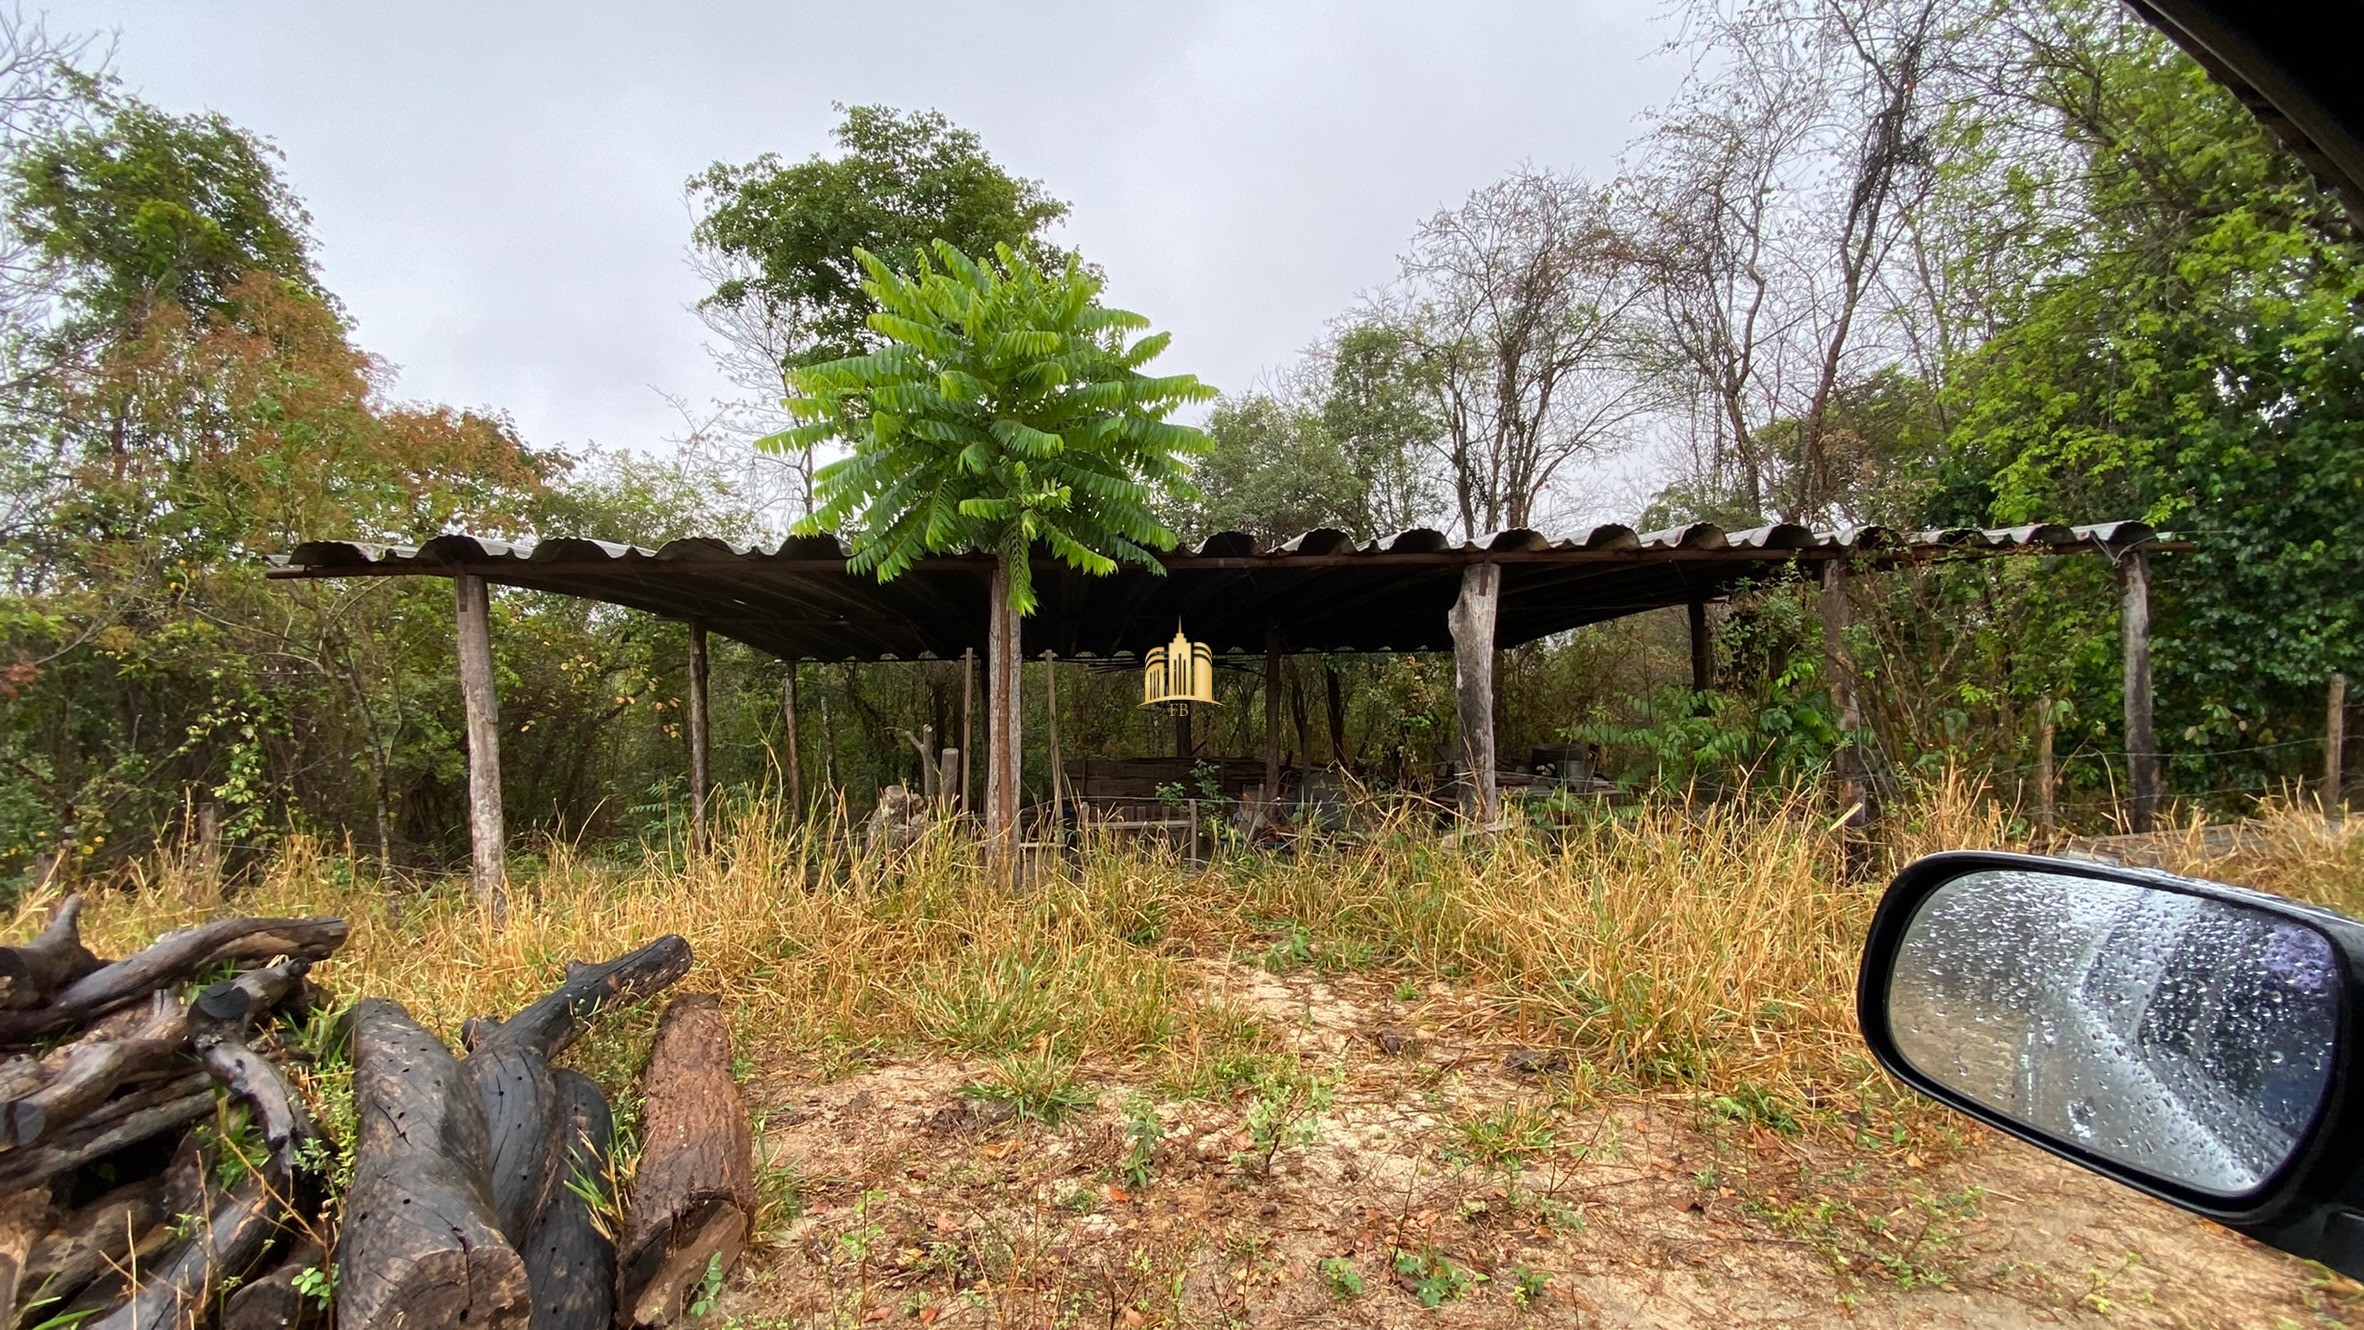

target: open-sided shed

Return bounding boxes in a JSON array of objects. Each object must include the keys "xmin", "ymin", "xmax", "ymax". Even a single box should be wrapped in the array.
[{"xmin": 271, "ymin": 519, "xmax": 2175, "ymax": 892}]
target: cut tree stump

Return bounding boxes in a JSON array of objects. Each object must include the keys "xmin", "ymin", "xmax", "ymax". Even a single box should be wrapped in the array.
[
  {"xmin": 0, "ymin": 895, "xmax": 101, "ymax": 1010},
  {"xmin": 615, "ymin": 993, "xmax": 752, "ymax": 1328},
  {"xmin": 336, "ymin": 999, "xmax": 529, "ymax": 1330},
  {"xmin": 524, "ymin": 1070, "xmax": 615, "ymax": 1330}
]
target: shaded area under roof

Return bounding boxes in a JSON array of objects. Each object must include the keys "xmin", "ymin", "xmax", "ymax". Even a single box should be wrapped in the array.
[{"xmin": 268, "ymin": 521, "xmax": 2169, "ymax": 662}]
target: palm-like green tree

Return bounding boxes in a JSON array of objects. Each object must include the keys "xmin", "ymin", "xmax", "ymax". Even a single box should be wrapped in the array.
[{"xmin": 769, "ymin": 240, "xmax": 1212, "ymax": 855}]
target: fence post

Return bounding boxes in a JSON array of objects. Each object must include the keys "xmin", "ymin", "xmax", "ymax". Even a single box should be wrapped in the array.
[
  {"xmin": 2118, "ymin": 549, "xmax": 2159, "ymax": 833},
  {"xmin": 687, "ymin": 621, "xmax": 710, "ymax": 850},
  {"xmin": 1820, "ymin": 559, "xmax": 1872, "ymax": 846},
  {"xmin": 2036, "ymin": 700, "xmax": 2056, "ymax": 842},
  {"xmin": 2329, "ymin": 672, "xmax": 2348, "ymax": 821}
]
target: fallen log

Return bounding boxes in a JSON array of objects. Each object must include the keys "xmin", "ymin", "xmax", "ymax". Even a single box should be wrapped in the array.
[
  {"xmin": 615, "ymin": 994, "xmax": 752, "ymax": 1329},
  {"xmin": 524, "ymin": 1070, "xmax": 615, "ymax": 1330},
  {"xmin": 16, "ymin": 1175, "xmax": 167, "ymax": 1319},
  {"xmin": 466, "ymin": 935, "xmax": 693, "ymax": 1060},
  {"xmin": 0, "ymin": 1073, "xmax": 215, "ymax": 1193},
  {"xmin": 221, "ymin": 1235, "xmax": 328, "ymax": 1330},
  {"xmin": 334, "ymin": 999, "xmax": 529, "ymax": 1330},
  {"xmin": 85, "ymin": 1172, "xmax": 279, "ymax": 1330},
  {"xmin": 460, "ymin": 938, "xmax": 692, "ymax": 1250},
  {"xmin": 0, "ymin": 895, "xmax": 101, "ymax": 1010},
  {"xmin": 0, "ymin": 1187, "xmax": 53, "ymax": 1329},
  {"xmin": 6, "ymin": 960, "xmax": 310, "ymax": 1148},
  {"xmin": 466, "ymin": 1037, "xmax": 560, "ymax": 1248},
  {"xmin": 0, "ymin": 916, "xmax": 347, "ymax": 1046}
]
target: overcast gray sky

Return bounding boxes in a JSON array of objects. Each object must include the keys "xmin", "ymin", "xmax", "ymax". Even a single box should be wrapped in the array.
[{"xmin": 45, "ymin": 2, "xmax": 1682, "ymax": 459}]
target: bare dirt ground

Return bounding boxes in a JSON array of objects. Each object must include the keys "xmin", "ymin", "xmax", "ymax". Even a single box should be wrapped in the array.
[{"xmin": 717, "ymin": 957, "xmax": 2360, "ymax": 1328}]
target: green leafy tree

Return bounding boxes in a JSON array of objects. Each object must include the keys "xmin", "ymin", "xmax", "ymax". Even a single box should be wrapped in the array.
[
  {"xmin": 773, "ymin": 240, "xmax": 1211, "ymax": 854},
  {"xmin": 1183, "ymin": 393, "xmax": 1362, "ymax": 545},
  {"xmin": 689, "ymin": 105, "xmax": 1069, "ymax": 369},
  {"xmin": 8, "ymin": 94, "xmax": 318, "ymax": 325}
]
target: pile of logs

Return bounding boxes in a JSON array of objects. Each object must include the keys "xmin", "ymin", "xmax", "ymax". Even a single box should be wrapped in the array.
[{"xmin": 0, "ymin": 898, "xmax": 756, "ymax": 1330}]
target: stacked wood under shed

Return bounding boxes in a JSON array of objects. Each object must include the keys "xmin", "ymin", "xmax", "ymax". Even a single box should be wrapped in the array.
[{"xmin": 0, "ymin": 899, "xmax": 757, "ymax": 1330}]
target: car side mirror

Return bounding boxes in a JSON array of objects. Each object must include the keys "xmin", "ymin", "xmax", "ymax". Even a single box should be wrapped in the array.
[{"xmin": 1858, "ymin": 851, "xmax": 2364, "ymax": 1277}]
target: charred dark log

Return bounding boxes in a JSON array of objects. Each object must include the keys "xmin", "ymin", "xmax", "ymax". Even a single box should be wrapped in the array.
[
  {"xmin": 85, "ymin": 1172, "xmax": 279, "ymax": 1330},
  {"xmin": 0, "ymin": 896, "xmax": 102, "ymax": 1011},
  {"xmin": 524, "ymin": 1070, "xmax": 615, "ymax": 1330},
  {"xmin": 335, "ymin": 999, "xmax": 528, "ymax": 1330},
  {"xmin": 467, "ymin": 936, "xmax": 692, "ymax": 1061},
  {"xmin": 17, "ymin": 1175, "xmax": 167, "ymax": 1319},
  {"xmin": 465, "ymin": 1038, "xmax": 558, "ymax": 1247},
  {"xmin": 221, "ymin": 1235, "xmax": 328, "ymax": 1330},
  {"xmin": 615, "ymin": 994, "xmax": 752, "ymax": 1329},
  {"xmin": 0, "ymin": 917, "xmax": 346, "ymax": 1046},
  {"xmin": 196, "ymin": 1028, "xmax": 316, "ymax": 1159},
  {"xmin": 7, "ymin": 959, "xmax": 312, "ymax": 1148},
  {"xmin": 0, "ymin": 1073, "xmax": 215, "ymax": 1194}
]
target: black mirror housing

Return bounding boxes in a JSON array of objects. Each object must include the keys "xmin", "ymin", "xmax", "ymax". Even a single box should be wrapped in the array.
[{"xmin": 1859, "ymin": 850, "xmax": 2364, "ymax": 1277}]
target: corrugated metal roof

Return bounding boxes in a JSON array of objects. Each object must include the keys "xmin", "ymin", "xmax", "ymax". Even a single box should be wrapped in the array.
[{"xmin": 268, "ymin": 521, "xmax": 2168, "ymax": 662}]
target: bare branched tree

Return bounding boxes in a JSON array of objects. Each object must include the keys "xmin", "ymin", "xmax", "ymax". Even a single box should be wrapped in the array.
[
  {"xmin": 1385, "ymin": 166, "xmax": 1656, "ymax": 536},
  {"xmin": 1632, "ymin": 0, "xmax": 1953, "ymax": 526}
]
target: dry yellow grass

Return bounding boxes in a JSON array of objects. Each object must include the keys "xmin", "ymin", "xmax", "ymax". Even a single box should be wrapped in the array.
[{"xmin": 15, "ymin": 777, "xmax": 2358, "ymax": 1113}]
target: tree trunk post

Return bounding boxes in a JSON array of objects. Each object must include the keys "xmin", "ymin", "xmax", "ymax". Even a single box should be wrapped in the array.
[
  {"xmin": 782, "ymin": 664, "xmax": 803, "ymax": 815},
  {"xmin": 1263, "ymin": 625, "xmax": 1283, "ymax": 824},
  {"xmin": 986, "ymin": 560, "xmax": 1022, "ymax": 873},
  {"xmin": 2036, "ymin": 700, "xmax": 2057, "ymax": 842},
  {"xmin": 1325, "ymin": 662, "xmax": 1346, "ymax": 767},
  {"xmin": 1820, "ymin": 559, "xmax": 1870, "ymax": 844},
  {"xmin": 455, "ymin": 573, "xmax": 506, "ymax": 917},
  {"xmin": 1448, "ymin": 563, "xmax": 1501, "ymax": 825},
  {"xmin": 2118, "ymin": 550, "xmax": 2159, "ymax": 834},
  {"xmin": 1688, "ymin": 599, "xmax": 1714, "ymax": 694},
  {"xmin": 1174, "ymin": 707, "xmax": 1193, "ymax": 760},
  {"xmin": 2328, "ymin": 672, "xmax": 2348, "ymax": 821},
  {"xmin": 960, "ymin": 648, "xmax": 975, "ymax": 819},
  {"xmin": 1044, "ymin": 651, "xmax": 1065, "ymax": 830},
  {"xmin": 686, "ymin": 622, "xmax": 710, "ymax": 851}
]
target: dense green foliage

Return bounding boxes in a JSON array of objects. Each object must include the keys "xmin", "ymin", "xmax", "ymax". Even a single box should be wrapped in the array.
[
  {"xmin": 778, "ymin": 241, "xmax": 1212, "ymax": 613},
  {"xmin": 7, "ymin": 0, "xmax": 2364, "ymax": 901},
  {"xmin": 690, "ymin": 106, "xmax": 1071, "ymax": 367}
]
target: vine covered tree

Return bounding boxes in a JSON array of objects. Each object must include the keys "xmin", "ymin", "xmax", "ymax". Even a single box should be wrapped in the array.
[{"xmin": 774, "ymin": 240, "xmax": 1212, "ymax": 860}]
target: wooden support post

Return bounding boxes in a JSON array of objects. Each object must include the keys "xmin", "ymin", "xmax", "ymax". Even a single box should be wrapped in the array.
[
  {"xmin": 1688, "ymin": 599, "xmax": 1714, "ymax": 694},
  {"xmin": 2036, "ymin": 700, "xmax": 2057, "ymax": 842},
  {"xmin": 1325, "ymin": 662, "xmax": 1346, "ymax": 767},
  {"xmin": 687, "ymin": 621, "xmax": 710, "ymax": 850},
  {"xmin": 454, "ymin": 573, "xmax": 506, "ymax": 917},
  {"xmin": 2328, "ymin": 672, "xmax": 2348, "ymax": 820},
  {"xmin": 960, "ymin": 648, "xmax": 975, "ymax": 819},
  {"xmin": 2118, "ymin": 550, "xmax": 2159, "ymax": 834},
  {"xmin": 985, "ymin": 561, "xmax": 1022, "ymax": 872},
  {"xmin": 1263, "ymin": 626, "xmax": 1283, "ymax": 820},
  {"xmin": 1175, "ymin": 707, "xmax": 1193, "ymax": 760},
  {"xmin": 782, "ymin": 664, "xmax": 803, "ymax": 813},
  {"xmin": 1820, "ymin": 560, "xmax": 1870, "ymax": 841},
  {"xmin": 1448, "ymin": 563, "xmax": 1501, "ymax": 825},
  {"xmin": 1044, "ymin": 651, "xmax": 1065, "ymax": 829},
  {"xmin": 1289, "ymin": 662, "xmax": 1311, "ymax": 770}
]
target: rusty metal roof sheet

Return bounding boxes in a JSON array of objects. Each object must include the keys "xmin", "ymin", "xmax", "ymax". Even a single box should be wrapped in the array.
[{"xmin": 268, "ymin": 521, "xmax": 2167, "ymax": 662}]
